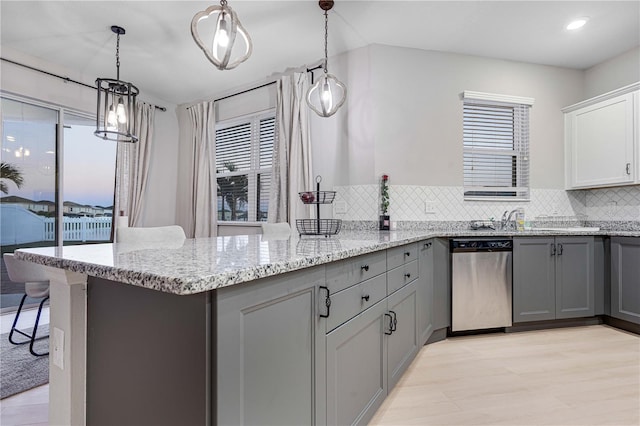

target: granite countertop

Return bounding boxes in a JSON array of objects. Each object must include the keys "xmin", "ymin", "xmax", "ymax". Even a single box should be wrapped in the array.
[{"xmin": 14, "ymin": 229, "xmax": 639, "ymax": 295}]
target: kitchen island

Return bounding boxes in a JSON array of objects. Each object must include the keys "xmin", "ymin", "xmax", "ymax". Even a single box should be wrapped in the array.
[{"xmin": 14, "ymin": 228, "xmax": 639, "ymax": 425}]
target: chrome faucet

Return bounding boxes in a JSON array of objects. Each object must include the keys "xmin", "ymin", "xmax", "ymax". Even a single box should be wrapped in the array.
[{"xmin": 501, "ymin": 209, "xmax": 519, "ymax": 230}]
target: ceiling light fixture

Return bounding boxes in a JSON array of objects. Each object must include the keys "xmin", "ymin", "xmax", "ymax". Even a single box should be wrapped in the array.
[
  {"xmin": 94, "ymin": 26, "xmax": 139, "ymax": 143},
  {"xmin": 566, "ymin": 17, "xmax": 589, "ymax": 31},
  {"xmin": 306, "ymin": 0, "xmax": 347, "ymax": 118},
  {"xmin": 191, "ymin": 0, "xmax": 253, "ymax": 71}
]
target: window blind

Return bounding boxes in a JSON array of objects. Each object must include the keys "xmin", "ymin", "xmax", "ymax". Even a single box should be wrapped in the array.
[{"xmin": 463, "ymin": 99, "xmax": 530, "ymax": 199}]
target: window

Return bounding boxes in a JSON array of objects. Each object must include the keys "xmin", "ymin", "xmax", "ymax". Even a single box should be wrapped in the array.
[
  {"xmin": 462, "ymin": 91, "xmax": 534, "ymax": 200},
  {"xmin": 215, "ymin": 111, "xmax": 274, "ymax": 222}
]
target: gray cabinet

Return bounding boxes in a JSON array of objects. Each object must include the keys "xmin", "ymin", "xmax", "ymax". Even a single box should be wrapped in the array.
[
  {"xmin": 417, "ymin": 240, "xmax": 434, "ymax": 344},
  {"xmin": 216, "ymin": 266, "xmax": 325, "ymax": 426},
  {"xmin": 432, "ymin": 238, "xmax": 451, "ymax": 331},
  {"xmin": 513, "ymin": 236, "xmax": 594, "ymax": 323},
  {"xmin": 326, "ymin": 299, "xmax": 388, "ymax": 426},
  {"xmin": 387, "ymin": 281, "xmax": 419, "ymax": 389},
  {"xmin": 610, "ymin": 237, "xmax": 640, "ymax": 325}
]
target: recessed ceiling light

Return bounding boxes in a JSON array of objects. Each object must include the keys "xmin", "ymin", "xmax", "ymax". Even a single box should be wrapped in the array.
[{"xmin": 566, "ymin": 17, "xmax": 589, "ymax": 31}]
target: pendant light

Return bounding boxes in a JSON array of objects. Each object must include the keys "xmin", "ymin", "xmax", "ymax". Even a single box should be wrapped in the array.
[
  {"xmin": 191, "ymin": 0, "xmax": 253, "ymax": 71},
  {"xmin": 306, "ymin": 0, "xmax": 347, "ymax": 117},
  {"xmin": 94, "ymin": 26, "xmax": 139, "ymax": 143}
]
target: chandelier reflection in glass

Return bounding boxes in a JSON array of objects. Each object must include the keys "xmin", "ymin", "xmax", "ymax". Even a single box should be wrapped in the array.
[
  {"xmin": 306, "ymin": 0, "xmax": 347, "ymax": 117},
  {"xmin": 95, "ymin": 26, "xmax": 139, "ymax": 143},
  {"xmin": 191, "ymin": 0, "xmax": 253, "ymax": 70}
]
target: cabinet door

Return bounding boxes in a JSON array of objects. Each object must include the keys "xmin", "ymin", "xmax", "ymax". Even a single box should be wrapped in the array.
[
  {"xmin": 387, "ymin": 281, "xmax": 419, "ymax": 390},
  {"xmin": 513, "ymin": 238, "xmax": 556, "ymax": 322},
  {"xmin": 216, "ymin": 267, "xmax": 325, "ymax": 426},
  {"xmin": 326, "ymin": 300, "xmax": 388, "ymax": 426},
  {"xmin": 432, "ymin": 238, "xmax": 451, "ymax": 330},
  {"xmin": 556, "ymin": 236, "xmax": 595, "ymax": 319},
  {"xmin": 417, "ymin": 240, "xmax": 434, "ymax": 344},
  {"xmin": 567, "ymin": 92, "xmax": 635, "ymax": 188},
  {"xmin": 611, "ymin": 237, "xmax": 640, "ymax": 325}
]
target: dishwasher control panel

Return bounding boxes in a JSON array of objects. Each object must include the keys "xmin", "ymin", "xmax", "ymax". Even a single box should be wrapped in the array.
[{"xmin": 450, "ymin": 239, "xmax": 513, "ymax": 251}]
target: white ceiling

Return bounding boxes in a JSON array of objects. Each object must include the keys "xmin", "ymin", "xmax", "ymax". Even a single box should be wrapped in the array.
[{"xmin": 1, "ymin": 1, "xmax": 639, "ymax": 106}]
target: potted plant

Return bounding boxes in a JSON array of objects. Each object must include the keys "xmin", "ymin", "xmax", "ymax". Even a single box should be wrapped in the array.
[{"xmin": 379, "ymin": 174, "xmax": 390, "ymax": 230}]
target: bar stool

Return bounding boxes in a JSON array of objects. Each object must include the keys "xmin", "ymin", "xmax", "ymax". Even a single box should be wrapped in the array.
[{"xmin": 3, "ymin": 253, "xmax": 50, "ymax": 356}]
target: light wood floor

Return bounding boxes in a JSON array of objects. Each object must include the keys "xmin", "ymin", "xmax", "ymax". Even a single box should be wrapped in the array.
[
  {"xmin": 371, "ymin": 325, "xmax": 640, "ymax": 426},
  {"xmin": 0, "ymin": 324, "xmax": 638, "ymax": 426}
]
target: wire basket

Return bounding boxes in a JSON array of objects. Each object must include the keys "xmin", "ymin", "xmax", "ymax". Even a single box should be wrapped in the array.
[
  {"xmin": 298, "ymin": 191, "xmax": 336, "ymax": 204},
  {"xmin": 296, "ymin": 219, "xmax": 342, "ymax": 236}
]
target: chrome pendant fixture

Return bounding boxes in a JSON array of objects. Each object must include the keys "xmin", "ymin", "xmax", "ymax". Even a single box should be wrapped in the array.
[
  {"xmin": 95, "ymin": 26, "xmax": 139, "ymax": 143},
  {"xmin": 191, "ymin": 0, "xmax": 253, "ymax": 71},
  {"xmin": 306, "ymin": 0, "xmax": 347, "ymax": 117}
]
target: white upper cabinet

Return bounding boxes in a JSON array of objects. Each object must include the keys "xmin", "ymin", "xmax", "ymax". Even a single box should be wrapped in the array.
[{"xmin": 564, "ymin": 83, "xmax": 639, "ymax": 189}]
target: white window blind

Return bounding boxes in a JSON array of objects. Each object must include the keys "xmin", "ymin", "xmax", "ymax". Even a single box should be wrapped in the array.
[
  {"xmin": 215, "ymin": 112, "xmax": 275, "ymax": 222},
  {"xmin": 463, "ymin": 93, "xmax": 532, "ymax": 200}
]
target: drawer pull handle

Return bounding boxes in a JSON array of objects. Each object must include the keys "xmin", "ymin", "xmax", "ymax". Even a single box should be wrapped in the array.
[
  {"xmin": 404, "ymin": 273, "xmax": 411, "ymax": 279},
  {"xmin": 424, "ymin": 242, "xmax": 431, "ymax": 248},
  {"xmin": 361, "ymin": 265, "xmax": 369, "ymax": 272},
  {"xmin": 626, "ymin": 163, "xmax": 631, "ymax": 175},
  {"xmin": 404, "ymin": 252, "xmax": 411, "ymax": 257},
  {"xmin": 384, "ymin": 313, "xmax": 393, "ymax": 335},
  {"xmin": 361, "ymin": 294, "xmax": 370, "ymax": 302},
  {"xmin": 558, "ymin": 243, "xmax": 563, "ymax": 256},
  {"xmin": 551, "ymin": 244, "xmax": 556, "ymax": 256},
  {"xmin": 319, "ymin": 286, "xmax": 331, "ymax": 318}
]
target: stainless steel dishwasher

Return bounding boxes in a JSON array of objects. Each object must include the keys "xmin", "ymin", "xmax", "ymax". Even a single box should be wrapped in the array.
[{"xmin": 450, "ymin": 239, "xmax": 513, "ymax": 332}]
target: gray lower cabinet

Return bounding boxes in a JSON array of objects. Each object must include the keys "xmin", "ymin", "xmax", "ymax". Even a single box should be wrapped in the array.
[
  {"xmin": 325, "ymin": 299, "xmax": 388, "ymax": 426},
  {"xmin": 417, "ymin": 240, "xmax": 434, "ymax": 344},
  {"xmin": 431, "ymin": 238, "xmax": 451, "ymax": 331},
  {"xmin": 216, "ymin": 266, "xmax": 326, "ymax": 426},
  {"xmin": 387, "ymin": 281, "xmax": 419, "ymax": 390},
  {"xmin": 513, "ymin": 236, "xmax": 594, "ymax": 323},
  {"xmin": 610, "ymin": 237, "xmax": 640, "ymax": 325}
]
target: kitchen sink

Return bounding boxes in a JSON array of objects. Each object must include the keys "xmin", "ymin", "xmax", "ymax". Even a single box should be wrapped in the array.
[{"xmin": 532, "ymin": 227, "xmax": 600, "ymax": 232}]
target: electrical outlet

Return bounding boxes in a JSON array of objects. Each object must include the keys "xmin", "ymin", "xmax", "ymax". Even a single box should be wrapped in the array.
[
  {"xmin": 334, "ymin": 200, "xmax": 347, "ymax": 214},
  {"xmin": 53, "ymin": 327, "xmax": 64, "ymax": 370},
  {"xmin": 424, "ymin": 201, "xmax": 436, "ymax": 214}
]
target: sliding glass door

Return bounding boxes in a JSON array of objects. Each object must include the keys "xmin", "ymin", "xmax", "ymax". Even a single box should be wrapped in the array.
[{"xmin": 1, "ymin": 97, "xmax": 116, "ymax": 311}]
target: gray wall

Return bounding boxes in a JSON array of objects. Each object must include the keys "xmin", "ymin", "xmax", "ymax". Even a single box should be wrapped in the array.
[
  {"xmin": 584, "ymin": 47, "xmax": 640, "ymax": 99},
  {"xmin": 312, "ymin": 44, "xmax": 585, "ymax": 191}
]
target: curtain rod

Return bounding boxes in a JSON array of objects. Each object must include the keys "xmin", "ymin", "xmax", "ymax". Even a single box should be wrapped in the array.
[
  {"xmin": 0, "ymin": 57, "xmax": 167, "ymax": 112},
  {"xmin": 187, "ymin": 65, "xmax": 324, "ymax": 109}
]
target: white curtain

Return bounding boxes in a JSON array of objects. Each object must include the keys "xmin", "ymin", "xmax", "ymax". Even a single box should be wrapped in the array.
[
  {"xmin": 114, "ymin": 101, "xmax": 155, "ymax": 232},
  {"xmin": 268, "ymin": 72, "xmax": 313, "ymax": 224},
  {"xmin": 187, "ymin": 101, "xmax": 216, "ymax": 238}
]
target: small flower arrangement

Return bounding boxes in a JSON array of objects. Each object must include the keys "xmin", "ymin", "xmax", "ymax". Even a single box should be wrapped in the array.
[{"xmin": 380, "ymin": 174, "xmax": 390, "ymax": 230}]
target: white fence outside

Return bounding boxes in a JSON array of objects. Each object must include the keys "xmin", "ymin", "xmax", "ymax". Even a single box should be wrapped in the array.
[
  {"xmin": 44, "ymin": 217, "xmax": 112, "ymax": 242},
  {"xmin": 1, "ymin": 205, "xmax": 112, "ymax": 245}
]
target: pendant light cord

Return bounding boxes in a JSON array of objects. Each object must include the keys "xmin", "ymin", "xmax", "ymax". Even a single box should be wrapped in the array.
[
  {"xmin": 324, "ymin": 9, "xmax": 329, "ymax": 73},
  {"xmin": 115, "ymin": 33, "xmax": 121, "ymax": 81}
]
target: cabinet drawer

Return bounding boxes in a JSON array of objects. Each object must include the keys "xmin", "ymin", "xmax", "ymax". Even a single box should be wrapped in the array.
[
  {"xmin": 387, "ymin": 243, "xmax": 418, "ymax": 270},
  {"xmin": 325, "ymin": 274, "xmax": 387, "ymax": 332},
  {"xmin": 326, "ymin": 250, "xmax": 386, "ymax": 294},
  {"xmin": 387, "ymin": 260, "xmax": 418, "ymax": 295}
]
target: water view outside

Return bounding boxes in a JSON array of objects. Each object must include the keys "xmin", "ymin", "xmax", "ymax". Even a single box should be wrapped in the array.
[{"xmin": 1, "ymin": 98, "xmax": 116, "ymax": 309}]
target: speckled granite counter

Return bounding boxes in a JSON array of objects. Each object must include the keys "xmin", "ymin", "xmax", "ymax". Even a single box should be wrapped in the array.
[{"xmin": 14, "ymin": 229, "xmax": 639, "ymax": 295}]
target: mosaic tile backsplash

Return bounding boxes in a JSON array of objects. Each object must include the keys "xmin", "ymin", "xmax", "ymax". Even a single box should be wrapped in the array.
[{"xmin": 332, "ymin": 185, "xmax": 640, "ymax": 223}]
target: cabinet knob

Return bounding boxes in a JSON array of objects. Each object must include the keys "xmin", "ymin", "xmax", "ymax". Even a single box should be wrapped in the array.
[
  {"xmin": 404, "ymin": 252, "xmax": 411, "ymax": 257},
  {"xmin": 361, "ymin": 265, "xmax": 369, "ymax": 272},
  {"xmin": 404, "ymin": 273, "xmax": 411, "ymax": 279},
  {"xmin": 424, "ymin": 242, "xmax": 431, "ymax": 248},
  {"xmin": 361, "ymin": 294, "xmax": 370, "ymax": 302}
]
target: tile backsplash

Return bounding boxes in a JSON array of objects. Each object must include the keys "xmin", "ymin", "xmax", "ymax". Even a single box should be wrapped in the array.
[{"xmin": 333, "ymin": 184, "xmax": 640, "ymax": 223}]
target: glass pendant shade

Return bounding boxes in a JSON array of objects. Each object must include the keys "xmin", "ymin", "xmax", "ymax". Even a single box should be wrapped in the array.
[
  {"xmin": 307, "ymin": 72, "xmax": 346, "ymax": 117},
  {"xmin": 94, "ymin": 26, "xmax": 139, "ymax": 143},
  {"xmin": 306, "ymin": 1, "xmax": 347, "ymax": 118},
  {"xmin": 191, "ymin": 1, "xmax": 252, "ymax": 71}
]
